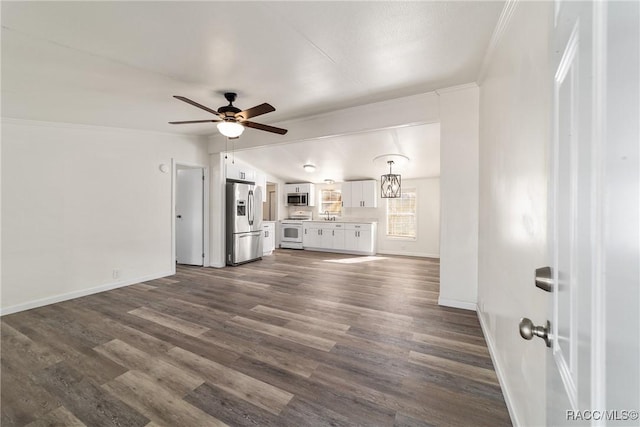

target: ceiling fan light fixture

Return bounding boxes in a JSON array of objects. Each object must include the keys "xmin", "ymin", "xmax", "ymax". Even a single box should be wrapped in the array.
[
  {"xmin": 217, "ymin": 121, "xmax": 245, "ymax": 138},
  {"xmin": 303, "ymin": 164, "xmax": 316, "ymax": 172}
]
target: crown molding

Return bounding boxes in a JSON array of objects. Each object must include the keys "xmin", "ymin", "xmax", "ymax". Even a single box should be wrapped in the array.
[
  {"xmin": 1, "ymin": 117, "xmax": 208, "ymax": 141},
  {"xmin": 477, "ymin": 0, "xmax": 520, "ymax": 84}
]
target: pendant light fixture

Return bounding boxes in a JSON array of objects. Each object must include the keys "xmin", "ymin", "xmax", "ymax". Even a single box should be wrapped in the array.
[{"xmin": 381, "ymin": 160, "xmax": 401, "ymax": 198}]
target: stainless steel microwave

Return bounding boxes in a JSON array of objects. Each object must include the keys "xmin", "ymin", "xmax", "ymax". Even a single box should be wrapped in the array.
[{"xmin": 287, "ymin": 193, "xmax": 308, "ymax": 206}]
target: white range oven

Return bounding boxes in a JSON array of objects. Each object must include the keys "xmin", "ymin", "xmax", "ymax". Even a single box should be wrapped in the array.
[{"xmin": 280, "ymin": 211, "xmax": 312, "ymax": 249}]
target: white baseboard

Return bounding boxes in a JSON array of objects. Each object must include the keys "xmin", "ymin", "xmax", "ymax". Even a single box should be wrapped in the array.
[
  {"xmin": 0, "ymin": 271, "xmax": 173, "ymax": 316},
  {"xmin": 302, "ymin": 247, "xmax": 376, "ymax": 256},
  {"xmin": 437, "ymin": 297, "xmax": 477, "ymax": 311},
  {"xmin": 477, "ymin": 309, "xmax": 520, "ymax": 427},
  {"xmin": 377, "ymin": 250, "xmax": 440, "ymax": 259}
]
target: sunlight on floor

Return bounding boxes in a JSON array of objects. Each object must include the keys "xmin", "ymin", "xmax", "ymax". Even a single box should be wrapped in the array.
[{"xmin": 324, "ymin": 256, "xmax": 389, "ymax": 264}]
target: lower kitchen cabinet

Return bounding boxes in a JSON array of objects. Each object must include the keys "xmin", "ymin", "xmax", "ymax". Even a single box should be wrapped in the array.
[
  {"xmin": 331, "ymin": 227, "xmax": 346, "ymax": 251},
  {"xmin": 303, "ymin": 222, "xmax": 376, "ymax": 255},
  {"xmin": 344, "ymin": 223, "xmax": 375, "ymax": 253},
  {"xmin": 302, "ymin": 223, "xmax": 320, "ymax": 248},
  {"xmin": 263, "ymin": 222, "xmax": 276, "ymax": 255},
  {"xmin": 303, "ymin": 223, "xmax": 332, "ymax": 249}
]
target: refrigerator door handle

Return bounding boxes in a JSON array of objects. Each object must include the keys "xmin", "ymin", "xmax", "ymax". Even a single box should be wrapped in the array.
[
  {"xmin": 248, "ymin": 189, "xmax": 254, "ymax": 226},
  {"xmin": 239, "ymin": 231, "xmax": 262, "ymax": 238}
]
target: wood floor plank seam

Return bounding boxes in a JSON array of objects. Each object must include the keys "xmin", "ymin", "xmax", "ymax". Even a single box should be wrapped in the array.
[
  {"xmin": 166, "ymin": 346, "xmax": 294, "ymax": 415},
  {"xmin": 128, "ymin": 307, "xmax": 210, "ymax": 337},
  {"xmin": 227, "ymin": 315, "xmax": 337, "ymax": 352}
]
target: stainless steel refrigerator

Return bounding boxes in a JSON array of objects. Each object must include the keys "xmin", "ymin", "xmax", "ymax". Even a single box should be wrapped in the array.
[{"xmin": 226, "ymin": 181, "xmax": 263, "ymax": 266}]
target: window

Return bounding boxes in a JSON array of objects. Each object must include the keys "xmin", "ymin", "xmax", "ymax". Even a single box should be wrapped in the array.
[
  {"xmin": 386, "ymin": 188, "xmax": 417, "ymax": 238},
  {"xmin": 320, "ymin": 189, "xmax": 342, "ymax": 215}
]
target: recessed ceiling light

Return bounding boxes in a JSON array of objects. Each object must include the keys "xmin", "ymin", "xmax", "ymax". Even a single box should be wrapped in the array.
[
  {"xmin": 324, "ymin": 179, "xmax": 335, "ymax": 184},
  {"xmin": 303, "ymin": 164, "xmax": 316, "ymax": 172}
]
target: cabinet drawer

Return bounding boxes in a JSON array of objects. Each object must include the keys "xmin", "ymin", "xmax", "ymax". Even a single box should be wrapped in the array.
[{"xmin": 345, "ymin": 223, "xmax": 372, "ymax": 231}]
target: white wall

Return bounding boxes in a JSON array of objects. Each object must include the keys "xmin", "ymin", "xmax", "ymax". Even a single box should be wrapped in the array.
[
  {"xmin": 603, "ymin": 1, "xmax": 640, "ymax": 414},
  {"xmin": 209, "ymin": 152, "xmax": 226, "ymax": 268},
  {"xmin": 311, "ymin": 178, "xmax": 440, "ymax": 258},
  {"xmin": 477, "ymin": 2, "xmax": 551, "ymax": 426},
  {"xmin": 437, "ymin": 85, "xmax": 480, "ymax": 310},
  {"xmin": 1, "ymin": 119, "xmax": 209, "ymax": 314}
]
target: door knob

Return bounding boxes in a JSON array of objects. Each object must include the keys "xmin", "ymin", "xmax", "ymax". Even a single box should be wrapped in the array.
[
  {"xmin": 176, "ymin": 215, "xmax": 182, "ymax": 219},
  {"xmin": 519, "ymin": 318, "xmax": 552, "ymax": 347}
]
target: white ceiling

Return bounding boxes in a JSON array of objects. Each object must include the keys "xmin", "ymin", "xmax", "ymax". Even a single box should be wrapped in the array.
[
  {"xmin": 232, "ymin": 122, "xmax": 440, "ymax": 183},
  {"xmin": 1, "ymin": 1, "xmax": 504, "ymax": 182}
]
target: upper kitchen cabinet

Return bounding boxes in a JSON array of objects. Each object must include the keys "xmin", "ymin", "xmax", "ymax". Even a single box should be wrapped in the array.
[
  {"xmin": 284, "ymin": 183, "xmax": 314, "ymax": 194},
  {"xmin": 226, "ymin": 163, "xmax": 256, "ymax": 183},
  {"xmin": 342, "ymin": 180, "xmax": 377, "ymax": 208},
  {"xmin": 226, "ymin": 164, "xmax": 267, "ymax": 202},
  {"xmin": 284, "ymin": 183, "xmax": 316, "ymax": 206}
]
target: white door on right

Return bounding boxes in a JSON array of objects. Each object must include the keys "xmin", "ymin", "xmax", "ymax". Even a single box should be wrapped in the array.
[{"xmin": 548, "ymin": 1, "xmax": 639, "ymax": 425}]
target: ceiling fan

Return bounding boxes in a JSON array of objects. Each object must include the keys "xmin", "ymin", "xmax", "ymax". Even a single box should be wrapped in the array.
[{"xmin": 169, "ymin": 92, "xmax": 288, "ymax": 138}]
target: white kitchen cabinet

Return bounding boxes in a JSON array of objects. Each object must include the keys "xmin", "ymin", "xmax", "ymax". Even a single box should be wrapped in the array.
[
  {"xmin": 263, "ymin": 222, "xmax": 276, "ymax": 255},
  {"xmin": 344, "ymin": 223, "xmax": 376, "ymax": 254},
  {"xmin": 321, "ymin": 223, "xmax": 345, "ymax": 250},
  {"xmin": 303, "ymin": 221, "xmax": 375, "ymax": 255},
  {"xmin": 303, "ymin": 222, "xmax": 321, "ymax": 248},
  {"xmin": 284, "ymin": 183, "xmax": 316, "ymax": 206},
  {"xmin": 332, "ymin": 225, "xmax": 346, "ymax": 251},
  {"xmin": 226, "ymin": 164, "xmax": 266, "ymax": 201},
  {"xmin": 341, "ymin": 180, "xmax": 377, "ymax": 208},
  {"xmin": 303, "ymin": 222, "xmax": 344, "ymax": 250},
  {"xmin": 226, "ymin": 163, "xmax": 256, "ymax": 182},
  {"xmin": 284, "ymin": 183, "xmax": 313, "ymax": 194}
]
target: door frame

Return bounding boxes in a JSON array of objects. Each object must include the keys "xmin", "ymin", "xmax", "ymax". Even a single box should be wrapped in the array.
[
  {"xmin": 171, "ymin": 159, "xmax": 210, "ymax": 272},
  {"xmin": 266, "ymin": 181, "xmax": 279, "ymax": 221}
]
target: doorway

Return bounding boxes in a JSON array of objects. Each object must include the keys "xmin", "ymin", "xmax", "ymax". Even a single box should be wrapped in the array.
[
  {"xmin": 174, "ymin": 162, "xmax": 209, "ymax": 267},
  {"xmin": 263, "ymin": 182, "xmax": 277, "ymax": 221}
]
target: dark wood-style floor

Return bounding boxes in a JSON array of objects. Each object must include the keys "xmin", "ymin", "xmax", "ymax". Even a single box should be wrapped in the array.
[{"xmin": 1, "ymin": 250, "xmax": 511, "ymax": 427}]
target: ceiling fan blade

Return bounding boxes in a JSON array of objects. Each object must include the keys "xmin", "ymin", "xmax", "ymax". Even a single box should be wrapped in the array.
[
  {"xmin": 243, "ymin": 120, "xmax": 288, "ymax": 135},
  {"xmin": 173, "ymin": 96, "xmax": 220, "ymax": 116},
  {"xmin": 236, "ymin": 103, "xmax": 275, "ymax": 120},
  {"xmin": 169, "ymin": 119, "xmax": 220, "ymax": 124}
]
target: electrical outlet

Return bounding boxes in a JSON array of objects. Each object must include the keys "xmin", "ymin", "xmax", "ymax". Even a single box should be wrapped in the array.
[{"xmin": 112, "ymin": 269, "xmax": 120, "ymax": 279}]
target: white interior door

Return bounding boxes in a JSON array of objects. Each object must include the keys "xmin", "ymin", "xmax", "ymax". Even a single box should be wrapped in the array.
[
  {"xmin": 176, "ymin": 167, "xmax": 204, "ymax": 266},
  {"xmin": 546, "ymin": 2, "xmax": 639, "ymax": 425},
  {"xmin": 548, "ymin": 1, "xmax": 594, "ymax": 420}
]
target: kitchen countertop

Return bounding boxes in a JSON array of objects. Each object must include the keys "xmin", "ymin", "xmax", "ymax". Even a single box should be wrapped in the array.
[{"xmin": 305, "ymin": 219, "xmax": 378, "ymax": 224}]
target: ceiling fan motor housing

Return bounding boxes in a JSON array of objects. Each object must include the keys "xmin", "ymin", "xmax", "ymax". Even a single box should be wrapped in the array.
[{"xmin": 218, "ymin": 92, "xmax": 242, "ymax": 118}]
